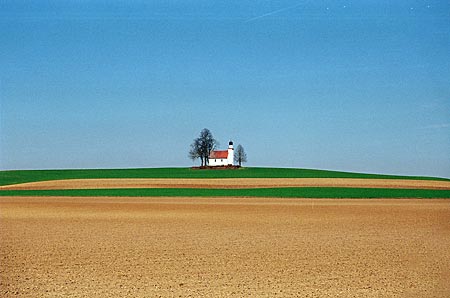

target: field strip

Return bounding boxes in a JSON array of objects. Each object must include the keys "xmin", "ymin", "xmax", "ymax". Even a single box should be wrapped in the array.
[
  {"xmin": 1, "ymin": 178, "xmax": 450, "ymax": 190},
  {"xmin": 2, "ymin": 196, "xmax": 449, "ymax": 296}
]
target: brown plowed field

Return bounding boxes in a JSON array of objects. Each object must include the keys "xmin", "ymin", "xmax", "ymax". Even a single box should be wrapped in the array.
[
  {"xmin": 1, "ymin": 196, "xmax": 449, "ymax": 297},
  {"xmin": 2, "ymin": 178, "xmax": 450, "ymax": 190}
]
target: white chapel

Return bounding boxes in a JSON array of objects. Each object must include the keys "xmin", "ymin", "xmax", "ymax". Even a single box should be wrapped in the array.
[{"xmin": 208, "ymin": 141, "xmax": 234, "ymax": 166}]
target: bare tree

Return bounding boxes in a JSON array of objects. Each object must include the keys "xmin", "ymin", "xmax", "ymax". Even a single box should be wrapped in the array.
[
  {"xmin": 199, "ymin": 128, "xmax": 217, "ymax": 166},
  {"xmin": 189, "ymin": 138, "xmax": 203, "ymax": 166},
  {"xmin": 234, "ymin": 144, "xmax": 247, "ymax": 166},
  {"xmin": 189, "ymin": 128, "xmax": 218, "ymax": 166}
]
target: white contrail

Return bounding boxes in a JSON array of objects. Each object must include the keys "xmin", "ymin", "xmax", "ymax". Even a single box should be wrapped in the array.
[{"xmin": 244, "ymin": 2, "xmax": 304, "ymax": 23}]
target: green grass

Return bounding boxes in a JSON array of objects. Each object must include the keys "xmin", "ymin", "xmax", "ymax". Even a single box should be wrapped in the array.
[
  {"xmin": 0, "ymin": 167, "xmax": 448, "ymax": 186},
  {"xmin": 0, "ymin": 187, "xmax": 449, "ymax": 198}
]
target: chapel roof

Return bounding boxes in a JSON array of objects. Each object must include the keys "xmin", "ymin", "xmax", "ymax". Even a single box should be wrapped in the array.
[{"xmin": 209, "ymin": 150, "xmax": 228, "ymax": 159}]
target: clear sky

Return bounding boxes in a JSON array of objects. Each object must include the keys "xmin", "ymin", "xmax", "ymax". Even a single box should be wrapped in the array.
[{"xmin": 1, "ymin": 0, "xmax": 449, "ymax": 178}]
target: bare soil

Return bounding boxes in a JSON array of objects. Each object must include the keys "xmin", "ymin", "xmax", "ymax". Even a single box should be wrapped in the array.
[
  {"xmin": 2, "ymin": 178, "xmax": 450, "ymax": 190},
  {"xmin": 1, "ymin": 196, "xmax": 449, "ymax": 297}
]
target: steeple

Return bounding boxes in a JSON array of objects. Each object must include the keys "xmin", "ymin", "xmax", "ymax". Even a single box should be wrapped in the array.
[{"xmin": 227, "ymin": 140, "xmax": 234, "ymax": 165}]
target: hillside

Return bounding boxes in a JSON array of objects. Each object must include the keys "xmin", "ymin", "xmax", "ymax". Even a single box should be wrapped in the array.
[{"xmin": 0, "ymin": 167, "xmax": 448, "ymax": 187}]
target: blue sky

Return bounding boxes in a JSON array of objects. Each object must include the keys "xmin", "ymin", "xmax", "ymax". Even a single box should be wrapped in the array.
[{"xmin": 1, "ymin": 0, "xmax": 449, "ymax": 178}]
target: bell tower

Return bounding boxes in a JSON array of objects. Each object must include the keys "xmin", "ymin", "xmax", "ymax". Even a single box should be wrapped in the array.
[{"xmin": 227, "ymin": 141, "xmax": 234, "ymax": 165}]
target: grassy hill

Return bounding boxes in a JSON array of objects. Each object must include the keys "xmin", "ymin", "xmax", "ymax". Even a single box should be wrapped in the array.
[
  {"xmin": 0, "ymin": 167, "xmax": 449, "ymax": 187},
  {"xmin": 1, "ymin": 187, "xmax": 449, "ymax": 199}
]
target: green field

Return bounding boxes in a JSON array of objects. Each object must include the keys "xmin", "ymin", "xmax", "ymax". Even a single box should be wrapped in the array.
[
  {"xmin": 1, "ymin": 167, "xmax": 448, "ymax": 186},
  {"xmin": 0, "ymin": 187, "xmax": 449, "ymax": 198},
  {"xmin": 1, "ymin": 167, "xmax": 449, "ymax": 198}
]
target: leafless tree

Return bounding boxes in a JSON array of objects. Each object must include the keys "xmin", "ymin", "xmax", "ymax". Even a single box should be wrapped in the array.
[
  {"xmin": 189, "ymin": 128, "xmax": 218, "ymax": 166},
  {"xmin": 189, "ymin": 138, "xmax": 203, "ymax": 166},
  {"xmin": 234, "ymin": 144, "xmax": 247, "ymax": 166}
]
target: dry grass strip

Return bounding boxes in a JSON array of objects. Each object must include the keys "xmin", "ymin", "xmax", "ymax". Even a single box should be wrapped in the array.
[{"xmin": 1, "ymin": 178, "xmax": 450, "ymax": 190}]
